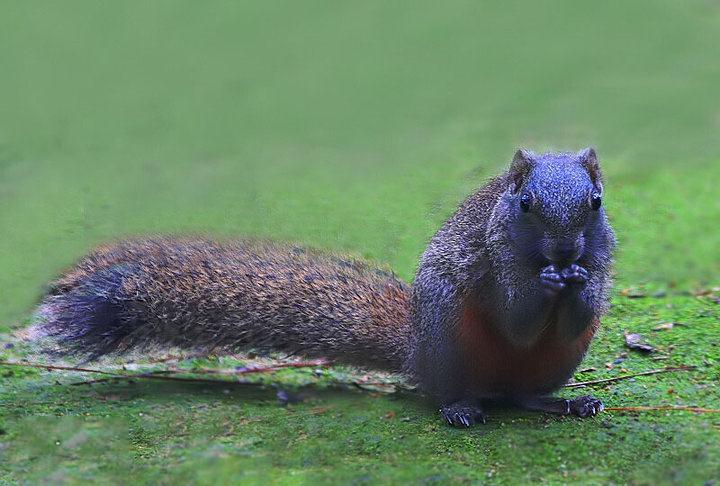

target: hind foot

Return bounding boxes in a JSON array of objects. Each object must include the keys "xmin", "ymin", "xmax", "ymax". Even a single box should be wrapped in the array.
[
  {"xmin": 517, "ymin": 395, "xmax": 604, "ymax": 418},
  {"xmin": 567, "ymin": 396, "xmax": 605, "ymax": 418},
  {"xmin": 440, "ymin": 399, "xmax": 486, "ymax": 427}
]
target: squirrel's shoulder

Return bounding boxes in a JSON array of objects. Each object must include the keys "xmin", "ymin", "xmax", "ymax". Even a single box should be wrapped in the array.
[
  {"xmin": 416, "ymin": 172, "xmax": 508, "ymax": 284},
  {"xmin": 425, "ymin": 171, "xmax": 509, "ymax": 248},
  {"xmin": 463, "ymin": 172, "xmax": 510, "ymax": 212}
]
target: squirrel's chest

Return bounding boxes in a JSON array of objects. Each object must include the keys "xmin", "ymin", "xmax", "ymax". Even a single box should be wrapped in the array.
[{"xmin": 458, "ymin": 299, "xmax": 598, "ymax": 396}]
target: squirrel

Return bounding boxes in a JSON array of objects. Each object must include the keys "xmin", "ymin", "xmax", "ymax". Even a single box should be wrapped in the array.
[{"xmin": 29, "ymin": 148, "xmax": 615, "ymax": 427}]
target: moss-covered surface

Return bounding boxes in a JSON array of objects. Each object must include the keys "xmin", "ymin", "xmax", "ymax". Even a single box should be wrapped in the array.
[
  {"xmin": 1, "ymin": 1, "xmax": 719, "ymax": 484},
  {"xmin": 2, "ymin": 294, "xmax": 720, "ymax": 484}
]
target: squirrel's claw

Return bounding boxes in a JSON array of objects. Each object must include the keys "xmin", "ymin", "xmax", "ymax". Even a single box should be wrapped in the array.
[
  {"xmin": 542, "ymin": 263, "xmax": 589, "ymax": 289},
  {"xmin": 569, "ymin": 396, "xmax": 605, "ymax": 418},
  {"xmin": 440, "ymin": 400, "xmax": 486, "ymax": 427},
  {"xmin": 561, "ymin": 264, "xmax": 589, "ymax": 284},
  {"xmin": 515, "ymin": 394, "xmax": 605, "ymax": 418},
  {"xmin": 540, "ymin": 265, "xmax": 566, "ymax": 293}
]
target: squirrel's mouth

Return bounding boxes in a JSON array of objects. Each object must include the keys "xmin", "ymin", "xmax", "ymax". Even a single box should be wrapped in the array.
[
  {"xmin": 542, "ymin": 238, "xmax": 583, "ymax": 268},
  {"xmin": 540, "ymin": 249, "xmax": 582, "ymax": 269},
  {"xmin": 546, "ymin": 255, "xmax": 580, "ymax": 268}
]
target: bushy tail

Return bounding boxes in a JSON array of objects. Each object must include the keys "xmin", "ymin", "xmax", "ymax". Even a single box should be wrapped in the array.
[{"xmin": 30, "ymin": 238, "xmax": 413, "ymax": 371}]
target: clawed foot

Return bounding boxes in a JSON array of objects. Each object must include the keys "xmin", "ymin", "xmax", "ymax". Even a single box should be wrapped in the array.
[
  {"xmin": 517, "ymin": 394, "xmax": 604, "ymax": 418},
  {"xmin": 568, "ymin": 395, "xmax": 604, "ymax": 418},
  {"xmin": 440, "ymin": 400, "xmax": 486, "ymax": 427}
]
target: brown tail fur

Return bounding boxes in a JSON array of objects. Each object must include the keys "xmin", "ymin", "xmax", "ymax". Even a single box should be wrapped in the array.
[{"xmin": 32, "ymin": 237, "xmax": 412, "ymax": 370}]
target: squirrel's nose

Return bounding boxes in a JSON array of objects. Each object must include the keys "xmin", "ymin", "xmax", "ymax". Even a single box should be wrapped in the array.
[{"xmin": 548, "ymin": 240, "xmax": 580, "ymax": 266}]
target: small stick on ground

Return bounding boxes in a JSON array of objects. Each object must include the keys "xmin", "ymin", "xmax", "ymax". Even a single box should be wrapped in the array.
[
  {"xmin": 128, "ymin": 359, "xmax": 331, "ymax": 376},
  {"xmin": 79, "ymin": 373, "xmax": 265, "ymax": 387},
  {"xmin": 69, "ymin": 377, "xmax": 129, "ymax": 386},
  {"xmin": 0, "ymin": 359, "xmax": 332, "ymax": 388},
  {"xmin": 226, "ymin": 359, "xmax": 331, "ymax": 374},
  {"xmin": 564, "ymin": 365, "xmax": 697, "ymax": 388},
  {"xmin": 1, "ymin": 359, "xmax": 406, "ymax": 392},
  {"xmin": 606, "ymin": 406, "xmax": 720, "ymax": 414},
  {"xmin": 0, "ymin": 359, "xmax": 329, "ymax": 375},
  {"xmin": 0, "ymin": 361, "xmax": 117, "ymax": 375},
  {"xmin": 69, "ymin": 374, "xmax": 273, "ymax": 387},
  {"xmin": 69, "ymin": 360, "xmax": 333, "ymax": 386}
]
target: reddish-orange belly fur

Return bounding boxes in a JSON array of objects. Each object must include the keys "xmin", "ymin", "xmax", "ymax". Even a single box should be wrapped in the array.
[{"xmin": 459, "ymin": 298, "xmax": 598, "ymax": 396}]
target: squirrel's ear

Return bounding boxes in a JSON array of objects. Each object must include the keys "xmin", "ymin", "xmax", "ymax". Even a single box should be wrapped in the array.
[
  {"xmin": 509, "ymin": 149, "xmax": 535, "ymax": 194},
  {"xmin": 578, "ymin": 147, "xmax": 603, "ymax": 191}
]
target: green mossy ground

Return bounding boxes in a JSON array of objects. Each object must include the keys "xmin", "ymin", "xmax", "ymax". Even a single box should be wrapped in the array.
[{"xmin": 1, "ymin": 1, "xmax": 719, "ymax": 484}]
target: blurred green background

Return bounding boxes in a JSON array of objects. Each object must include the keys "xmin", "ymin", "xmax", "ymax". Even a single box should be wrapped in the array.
[
  {"xmin": 1, "ymin": 0, "xmax": 719, "ymax": 330},
  {"xmin": 1, "ymin": 1, "xmax": 719, "ymax": 484}
]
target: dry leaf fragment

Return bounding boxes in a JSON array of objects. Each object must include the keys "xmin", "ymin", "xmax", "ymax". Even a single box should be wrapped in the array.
[
  {"xmin": 620, "ymin": 288, "xmax": 647, "ymax": 299},
  {"xmin": 653, "ymin": 322, "xmax": 674, "ymax": 331},
  {"xmin": 624, "ymin": 332, "xmax": 654, "ymax": 353}
]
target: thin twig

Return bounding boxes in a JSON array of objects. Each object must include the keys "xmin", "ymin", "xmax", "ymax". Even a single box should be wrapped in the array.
[
  {"xmin": 0, "ymin": 359, "xmax": 329, "ymax": 377},
  {"xmin": 68, "ymin": 360, "xmax": 332, "ymax": 386},
  {"xmin": 69, "ymin": 374, "xmax": 258, "ymax": 387},
  {"xmin": 92, "ymin": 374, "xmax": 259, "ymax": 386},
  {"xmin": 8, "ymin": 361, "xmax": 706, "ymax": 406},
  {"xmin": 0, "ymin": 359, "xmax": 331, "ymax": 388},
  {"xmin": 144, "ymin": 355, "xmax": 188, "ymax": 364},
  {"xmin": 69, "ymin": 374, "xmax": 403, "ymax": 390},
  {"xmin": 69, "ymin": 377, "xmax": 126, "ymax": 386},
  {"xmin": 606, "ymin": 406, "xmax": 720, "ymax": 414},
  {"xmin": 211, "ymin": 359, "xmax": 331, "ymax": 375},
  {"xmin": 1, "ymin": 359, "xmax": 401, "ymax": 391},
  {"xmin": 564, "ymin": 365, "xmax": 697, "ymax": 388},
  {"xmin": 0, "ymin": 361, "xmax": 116, "ymax": 375}
]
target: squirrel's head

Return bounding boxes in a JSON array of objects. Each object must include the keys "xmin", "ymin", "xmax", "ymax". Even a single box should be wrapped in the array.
[{"xmin": 505, "ymin": 148, "xmax": 606, "ymax": 268}]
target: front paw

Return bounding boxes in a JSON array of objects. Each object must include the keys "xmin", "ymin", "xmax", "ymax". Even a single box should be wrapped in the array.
[
  {"xmin": 569, "ymin": 396, "xmax": 605, "ymax": 418},
  {"xmin": 561, "ymin": 264, "xmax": 589, "ymax": 285},
  {"xmin": 440, "ymin": 400, "xmax": 486, "ymax": 427},
  {"xmin": 540, "ymin": 265, "xmax": 566, "ymax": 294}
]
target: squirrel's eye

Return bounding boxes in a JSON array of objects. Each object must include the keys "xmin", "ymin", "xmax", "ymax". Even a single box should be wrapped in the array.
[
  {"xmin": 591, "ymin": 192, "xmax": 602, "ymax": 210},
  {"xmin": 520, "ymin": 193, "xmax": 532, "ymax": 212}
]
